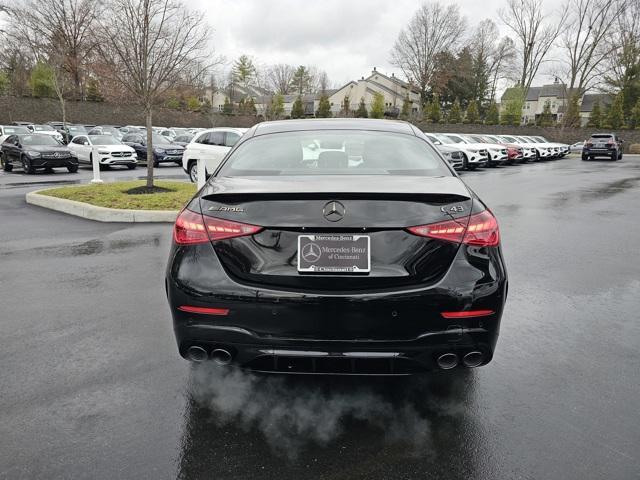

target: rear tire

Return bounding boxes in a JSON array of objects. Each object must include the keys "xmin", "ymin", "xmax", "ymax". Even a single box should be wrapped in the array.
[
  {"xmin": 618, "ymin": 151, "xmax": 623, "ymax": 160},
  {"xmin": 188, "ymin": 161, "xmax": 198, "ymax": 183},
  {"xmin": 611, "ymin": 152, "xmax": 617, "ymax": 161},
  {"xmin": 462, "ymin": 154, "xmax": 469, "ymax": 170},
  {"xmin": 581, "ymin": 153, "xmax": 588, "ymax": 161},
  {"xmin": 67, "ymin": 165, "xmax": 78, "ymax": 173}
]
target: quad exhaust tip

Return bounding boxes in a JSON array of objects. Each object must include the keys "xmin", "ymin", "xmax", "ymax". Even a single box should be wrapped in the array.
[
  {"xmin": 462, "ymin": 351, "xmax": 484, "ymax": 368},
  {"xmin": 186, "ymin": 346, "xmax": 208, "ymax": 362},
  {"xmin": 437, "ymin": 353, "xmax": 459, "ymax": 370},
  {"xmin": 211, "ymin": 349, "xmax": 232, "ymax": 365}
]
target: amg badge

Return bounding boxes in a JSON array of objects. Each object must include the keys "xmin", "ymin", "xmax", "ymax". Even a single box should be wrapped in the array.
[{"xmin": 208, "ymin": 206, "xmax": 245, "ymax": 213}]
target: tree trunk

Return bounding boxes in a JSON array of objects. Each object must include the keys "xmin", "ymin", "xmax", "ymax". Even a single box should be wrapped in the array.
[{"xmin": 145, "ymin": 107, "xmax": 154, "ymax": 188}]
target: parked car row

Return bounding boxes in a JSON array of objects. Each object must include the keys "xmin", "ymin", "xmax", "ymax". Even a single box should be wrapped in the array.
[
  {"xmin": 0, "ymin": 121, "xmax": 208, "ymax": 174},
  {"xmin": 424, "ymin": 133, "xmax": 571, "ymax": 171}
]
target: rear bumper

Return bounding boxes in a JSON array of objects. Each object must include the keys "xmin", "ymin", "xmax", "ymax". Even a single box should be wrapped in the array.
[
  {"xmin": 583, "ymin": 148, "xmax": 616, "ymax": 157},
  {"xmin": 166, "ymin": 242, "xmax": 508, "ymax": 374}
]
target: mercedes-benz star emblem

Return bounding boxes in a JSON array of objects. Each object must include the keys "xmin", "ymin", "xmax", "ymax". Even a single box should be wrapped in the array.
[
  {"xmin": 301, "ymin": 242, "xmax": 322, "ymax": 263},
  {"xmin": 322, "ymin": 201, "xmax": 346, "ymax": 222}
]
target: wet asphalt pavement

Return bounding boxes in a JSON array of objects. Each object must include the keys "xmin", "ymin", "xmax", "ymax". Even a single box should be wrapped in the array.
[{"xmin": 1, "ymin": 157, "xmax": 639, "ymax": 479}]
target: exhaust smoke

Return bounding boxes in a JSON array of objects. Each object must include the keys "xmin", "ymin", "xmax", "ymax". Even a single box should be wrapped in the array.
[{"xmin": 189, "ymin": 363, "xmax": 468, "ymax": 458}]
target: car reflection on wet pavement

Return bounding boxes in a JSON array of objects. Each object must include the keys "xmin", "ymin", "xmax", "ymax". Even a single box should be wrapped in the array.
[{"xmin": 0, "ymin": 157, "xmax": 639, "ymax": 479}]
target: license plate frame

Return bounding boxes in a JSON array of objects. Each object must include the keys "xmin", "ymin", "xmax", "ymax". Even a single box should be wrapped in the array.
[{"xmin": 297, "ymin": 234, "xmax": 371, "ymax": 273}]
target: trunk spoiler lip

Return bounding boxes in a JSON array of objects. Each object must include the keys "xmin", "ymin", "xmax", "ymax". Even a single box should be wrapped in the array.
[{"xmin": 200, "ymin": 175, "xmax": 471, "ymax": 202}]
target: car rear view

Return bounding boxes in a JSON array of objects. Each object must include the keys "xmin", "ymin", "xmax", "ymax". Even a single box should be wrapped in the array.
[
  {"xmin": 166, "ymin": 119, "xmax": 508, "ymax": 374},
  {"xmin": 582, "ymin": 133, "xmax": 623, "ymax": 161}
]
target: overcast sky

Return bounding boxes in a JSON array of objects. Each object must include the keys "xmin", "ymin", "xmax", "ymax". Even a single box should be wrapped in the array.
[{"xmin": 193, "ymin": 0, "xmax": 519, "ymax": 87}]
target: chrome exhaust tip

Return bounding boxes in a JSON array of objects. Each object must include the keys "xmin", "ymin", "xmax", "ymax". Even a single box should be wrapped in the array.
[
  {"xmin": 186, "ymin": 346, "xmax": 208, "ymax": 362},
  {"xmin": 436, "ymin": 353, "xmax": 459, "ymax": 370},
  {"xmin": 462, "ymin": 351, "xmax": 484, "ymax": 368},
  {"xmin": 211, "ymin": 349, "xmax": 232, "ymax": 365}
]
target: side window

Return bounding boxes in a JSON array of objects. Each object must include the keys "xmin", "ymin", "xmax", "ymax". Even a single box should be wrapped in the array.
[
  {"xmin": 210, "ymin": 132, "xmax": 225, "ymax": 146},
  {"xmin": 225, "ymin": 132, "xmax": 240, "ymax": 147},
  {"xmin": 72, "ymin": 136, "xmax": 85, "ymax": 145},
  {"xmin": 195, "ymin": 132, "xmax": 209, "ymax": 144}
]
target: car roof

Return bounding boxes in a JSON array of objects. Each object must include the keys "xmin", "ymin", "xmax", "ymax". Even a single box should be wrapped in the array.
[{"xmin": 251, "ymin": 118, "xmax": 415, "ymax": 137}]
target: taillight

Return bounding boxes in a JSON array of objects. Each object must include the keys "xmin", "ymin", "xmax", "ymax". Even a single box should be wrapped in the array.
[
  {"xmin": 174, "ymin": 209, "xmax": 209, "ymax": 244},
  {"xmin": 407, "ymin": 210, "xmax": 500, "ymax": 247},
  {"xmin": 174, "ymin": 209, "xmax": 263, "ymax": 245}
]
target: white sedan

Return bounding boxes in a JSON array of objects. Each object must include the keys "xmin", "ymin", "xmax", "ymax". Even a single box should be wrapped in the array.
[
  {"xmin": 182, "ymin": 127, "xmax": 248, "ymax": 182},
  {"xmin": 68, "ymin": 134, "xmax": 138, "ymax": 169}
]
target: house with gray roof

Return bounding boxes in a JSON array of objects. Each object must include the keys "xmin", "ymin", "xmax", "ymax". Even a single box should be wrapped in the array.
[{"xmin": 501, "ymin": 79, "xmax": 611, "ymax": 126}]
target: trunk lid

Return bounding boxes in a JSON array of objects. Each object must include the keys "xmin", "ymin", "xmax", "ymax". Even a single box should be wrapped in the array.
[{"xmin": 199, "ymin": 175, "xmax": 472, "ymax": 292}]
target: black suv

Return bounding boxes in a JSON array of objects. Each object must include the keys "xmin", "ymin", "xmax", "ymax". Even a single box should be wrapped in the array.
[{"xmin": 582, "ymin": 133, "xmax": 623, "ymax": 161}]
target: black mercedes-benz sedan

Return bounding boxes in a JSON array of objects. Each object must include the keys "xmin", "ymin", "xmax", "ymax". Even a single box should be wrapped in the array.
[
  {"xmin": 1, "ymin": 134, "xmax": 79, "ymax": 173},
  {"xmin": 166, "ymin": 119, "xmax": 507, "ymax": 374}
]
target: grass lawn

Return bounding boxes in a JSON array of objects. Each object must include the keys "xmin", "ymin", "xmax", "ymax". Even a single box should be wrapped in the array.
[{"xmin": 40, "ymin": 180, "xmax": 196, "ymax": 210}]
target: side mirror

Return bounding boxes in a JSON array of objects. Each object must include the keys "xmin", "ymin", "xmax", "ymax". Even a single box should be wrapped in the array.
[{"xmin": 83, "ymin": 141, "xmax": 89, "ymax": 146}]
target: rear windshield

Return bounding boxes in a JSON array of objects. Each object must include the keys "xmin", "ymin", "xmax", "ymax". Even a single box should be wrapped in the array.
[
  {"xmin": 217, "ymin": 131, "xmax": 451, "ymax": 177},
  {"xmin": 89, "ymin": 135, "xmax": 121, "ymax": 145},
  {"xmin": 590, "ymin": 134, "xmax": 614, "ymax": 139},
  {"xmin": 33, "ymin": 125, "xmax": 55, "ymax": 132},
  {"xmin": 3, "ymin": 126, "xmax": 30, "ymax": 135}
]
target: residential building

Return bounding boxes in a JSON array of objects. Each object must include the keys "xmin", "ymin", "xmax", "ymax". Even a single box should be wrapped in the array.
[
  {"xmin": 203, "ymin": 67, "xmax": 421, "ymax": 118},
  {"xmin": 501, "ymin": 79, "xmax": 611, "ymax": 126}
]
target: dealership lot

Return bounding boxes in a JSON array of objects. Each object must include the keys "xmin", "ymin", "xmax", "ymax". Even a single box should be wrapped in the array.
[{"xmin": 1, "ymin": 156, "xmax": 639, "ymax": 479}]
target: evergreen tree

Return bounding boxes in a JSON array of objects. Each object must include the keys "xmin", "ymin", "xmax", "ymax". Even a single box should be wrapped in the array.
[
  {"xmin": 538, "ymin": 101, "xmax": 554, "ymax": 127},
  {"xmin": 485, "ymin": 102, "xmax": 499, "ymax": 125},
  {"xmin": 370, "ymin": 92, "xmax": 385, "ymax": 119},
  {"xmin": 422, "ymin": 100, "xmax": 432, "ymax": 122},
  {"xmin": 291, "ymin": 95, "xmax": 305, "ymax": 118},
  {"xmin": 86, "ymin": 79, "xmax": 103, "ymax": 102},
  {"xmin": 501, "ymin": 86, "xmax": 525, "ymax": 126},
  {"xmin": 246, "ymin": 97, "xmax": 257, "ymax": 115},
  {"xmin": 270, "ymin": 94, "xmax": 285, "ymax": 119},
  {"xmin": 355, "ymin": 97, "xmax": 368, "ymax": 118},
  {"xmin": 316, "ymin": 94, "xmax": 332, "ymax": 118},
  {"xmin": 292, "ymin": 66, "xmax": 312, "ymax": 95},
  {"xmin": 401, "ymin": 94, "xmax": 411, "ymax": 119},
  {"xmin": 222, "ymin": 96, "xmax": 233, "ymax": 114},
  {"xmin": 232, "ymin": 55, "xmax": 256, "ymax": 91},
  {"xmin": 464, "ymin": 100, "xmax": 479, "ymax": 124},
  {"xmin": 607, "ymin": 93, "xmax": 625, "ymax": 129},
  {"xmin": 449, "ymin": 98, "xmax": 462, "ymax": 123},
  {"xmin": 588, "ymin": 100, "xmax": 602, "ymax": 128},
  {"xmin": 186, "ymin": 96, "xmax": 200, "ymax": 111},
  {"xmin": 341, "ymin": 96, "xmax": 351, "ymax": 117},
  {"xmin": 29, "ymin": 62, "xmax": 55, "ymax": 98},
  {"xmin": 630, "ymin": 99, "xmax": 640, "ymax": 129},
  {"xmin": 563, "ymin": 94, "xmax": 581, "ymax": 128},
  {"xmin": 0, "ymin": 71, "xmax": 8, "ymax": 95},
  {"xmin": 429, "ymin": 94, "xmax": 441, "ymax": 123},
  {"xmin": 601, "ymin": 102, "xmax": 612, "ymax": 127}
]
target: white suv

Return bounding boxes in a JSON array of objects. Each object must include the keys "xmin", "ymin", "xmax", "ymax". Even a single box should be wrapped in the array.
[{"xmin": 182, "ymin": 127, "xmax": 248, "ymax": 183}]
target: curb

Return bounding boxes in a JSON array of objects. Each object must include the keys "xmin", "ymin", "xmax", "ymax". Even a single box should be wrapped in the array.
[{"xmin": 25, "ymin": 189, "xmax": 178, "ymax": 223}]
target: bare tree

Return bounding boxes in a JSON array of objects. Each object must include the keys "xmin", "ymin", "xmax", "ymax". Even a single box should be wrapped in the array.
[
  {"xmin": 268, "ymin": 63, "xmax": 295, "ymax": 94},
  {"xmin": 469, "ymin": 20, "xmax": 516, "ymax": 102},
  {"xmin": 3, "ymin": 0, "xmax": 101, "ymax": 99},
  {"xmin": 390, "ymin": 1, "xmax": 466, "ymax": 101},
  {"xmin": 499, "ymin": 0, "xmax": 568, "ymax": 92},
  {"xmin": 97, "ymin": 0, "xmax": 212, "ymax": 188},
  {"xmin": 560, "ymin": 0, "xmax": 627, "ymax": 96}
]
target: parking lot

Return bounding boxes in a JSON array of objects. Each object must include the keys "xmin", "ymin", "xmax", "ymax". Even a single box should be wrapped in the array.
[{"xmin": 1, "ymin": 156, "xmax": 639, "ymax": 479}]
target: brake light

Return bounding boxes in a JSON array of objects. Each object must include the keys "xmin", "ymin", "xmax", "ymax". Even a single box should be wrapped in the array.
[
  {"xmin": 441, "ymin": 309, "xmax": 494, "ymax": 318},
  {"xmin": 407, "ymin": 210, "xmax": 500, "ymax": 247},
  {"xmin": 174, "ymin": 209, "xmax": 263, "ymax": 245}
]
